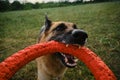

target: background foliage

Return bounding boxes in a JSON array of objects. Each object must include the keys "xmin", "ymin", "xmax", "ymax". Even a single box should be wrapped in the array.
[
  {"xmin": 0, "ymin": 0, "xmax": 119, "ymax": 12},
  {"xmin": 0, "ymin": 1, "xmax": 120, "ymax": 80}
]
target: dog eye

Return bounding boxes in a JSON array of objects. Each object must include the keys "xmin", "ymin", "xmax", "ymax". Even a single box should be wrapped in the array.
[
  {"xmin": 55, "ymin": 26, "xmax": 67, "ymax": 31},
  {"xmin": 73, "ymin": 24, "xmax": 77, "ymax": 29}
]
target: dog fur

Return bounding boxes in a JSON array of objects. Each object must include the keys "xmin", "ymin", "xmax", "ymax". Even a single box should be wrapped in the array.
[{"xmin": 36, "ymin": 16, "xmax": 88, "ymax": 80}]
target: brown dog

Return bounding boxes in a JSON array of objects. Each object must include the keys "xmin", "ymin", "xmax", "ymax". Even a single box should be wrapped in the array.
[{"xmin": 36, "ymin": 16, "xmax": 88, "ymax": 80}]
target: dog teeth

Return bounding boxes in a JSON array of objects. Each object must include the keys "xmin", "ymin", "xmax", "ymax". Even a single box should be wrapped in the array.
[
  {"xmin": 74, "ymin": 59, "xmax": 78, "ymax": 62},
  {"xmin": 65, "ymin": 57, "xmax": 68, "ymax": 63},
  {"xmin": 66, "ymin": 44, "xmax": 69, "ymax": 47},
  {"xmin": 66, "ymin": 62, "xmax": 77, "ymax": 67},
  {"xmin": 62, "ymin": 40, "xmax": 66, "ymax": 43},
  {"xmin": 61, "ymin": 53, "xmax": 66, "ymax": 57},
  {"xmin": 79, "ymin": 46, "xmax": 81, "ymax": 49},
  {"xmin": 65, "ymin": 43, "xmax": 81, "ymax": 49}
]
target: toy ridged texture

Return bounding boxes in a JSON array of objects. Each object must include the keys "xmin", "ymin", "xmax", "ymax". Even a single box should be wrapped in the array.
[{"xmin": 0, "ymin": 41, "xmax": 117, "ymax": 80}]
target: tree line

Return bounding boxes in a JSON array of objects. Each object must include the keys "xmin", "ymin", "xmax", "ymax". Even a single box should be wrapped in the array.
[{"xmin": 0, "ymin": 0, "xmax": 118, "ymax": 12}]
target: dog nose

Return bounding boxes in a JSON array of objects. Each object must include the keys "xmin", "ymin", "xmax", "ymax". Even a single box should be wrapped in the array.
[{"xmin": 72, "ymin": 29, "xmax": 88, "ymax": 40}]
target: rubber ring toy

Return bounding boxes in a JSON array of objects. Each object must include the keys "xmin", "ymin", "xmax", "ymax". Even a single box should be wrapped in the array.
[{"xmin": 0, "ymin": 41, "xmax": 117, "ymax": 80}]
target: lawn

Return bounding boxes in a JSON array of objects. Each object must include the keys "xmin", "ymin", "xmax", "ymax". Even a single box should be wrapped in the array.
[{"xmin": 0, "ymin": 1, "xmax": 120, "ymax": 80}]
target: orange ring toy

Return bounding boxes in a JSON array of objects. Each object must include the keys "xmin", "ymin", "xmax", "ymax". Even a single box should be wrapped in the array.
[{"xmin": 0, "ymin": 41, "xmax": 117, "ymax": 80}]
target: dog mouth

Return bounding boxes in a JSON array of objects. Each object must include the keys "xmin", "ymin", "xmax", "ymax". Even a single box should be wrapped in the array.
[
  {"xmin": 56, "ymin": 52, "xmax": 78, "ymax": 68},
  {"xmin": 50, "ymin": 29, "xmax": 88, "ymax": 68},
  {"xmin": 55, "ymin": 40, "xmax": 82, "ymax": 68}
]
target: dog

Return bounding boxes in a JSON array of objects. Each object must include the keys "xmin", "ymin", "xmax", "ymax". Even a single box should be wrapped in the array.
[{"xmin": 36, "ymin": 16, "xmax": 88, "ymax": 80}]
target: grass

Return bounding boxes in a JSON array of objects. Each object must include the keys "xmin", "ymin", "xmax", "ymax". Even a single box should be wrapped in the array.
[{"xmin": 0, "ymin": 1, "xmax": 120, "ymax": 80}]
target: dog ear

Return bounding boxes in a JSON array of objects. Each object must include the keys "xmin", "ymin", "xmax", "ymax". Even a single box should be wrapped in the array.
[
  {"xmin": 45, "ymin": 15, "xmax": 52, "ymax": 31},
  {"xmin": 38, "ymin": 15, "xmax": 52, "ymax": 43}
]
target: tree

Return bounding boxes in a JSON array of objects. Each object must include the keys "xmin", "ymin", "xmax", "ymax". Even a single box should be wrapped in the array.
[
  {"xmin": 23, "ymin": 2, "xmax": 33, "ymax": 10},
  {"xmin": 33, "ymin": 2, "xmax": 40, "ymax": 9},
  {"xmin": 0, "ymin": 0, "xmax": 10, "ymax": 12},
  {"xmin": 94, "ymin": 0, "xmax": 110, "ymax": 2},
  {"xmin": 11, "ymin": 1, "xmax": 23, "ymax": 10},
  {"xmin": 74, "ymin": 0, "xmax": 83, "ymax": 4}
]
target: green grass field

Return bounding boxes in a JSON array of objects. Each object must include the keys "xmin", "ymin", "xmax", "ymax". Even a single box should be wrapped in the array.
[{"xmin": 0, "ymin": 2, "xmax": 120, "ymax": 80}]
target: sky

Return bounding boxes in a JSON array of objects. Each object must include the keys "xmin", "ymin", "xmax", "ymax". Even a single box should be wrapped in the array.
[{"xmin": 9, "ymin": 0, "xmax": 90, "ymax": 3}]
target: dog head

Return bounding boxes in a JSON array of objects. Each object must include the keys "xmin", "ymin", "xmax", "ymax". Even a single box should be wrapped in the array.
[{"xmin": 38, "ymin": 16, "xmax": 88, "ymax": 68}]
